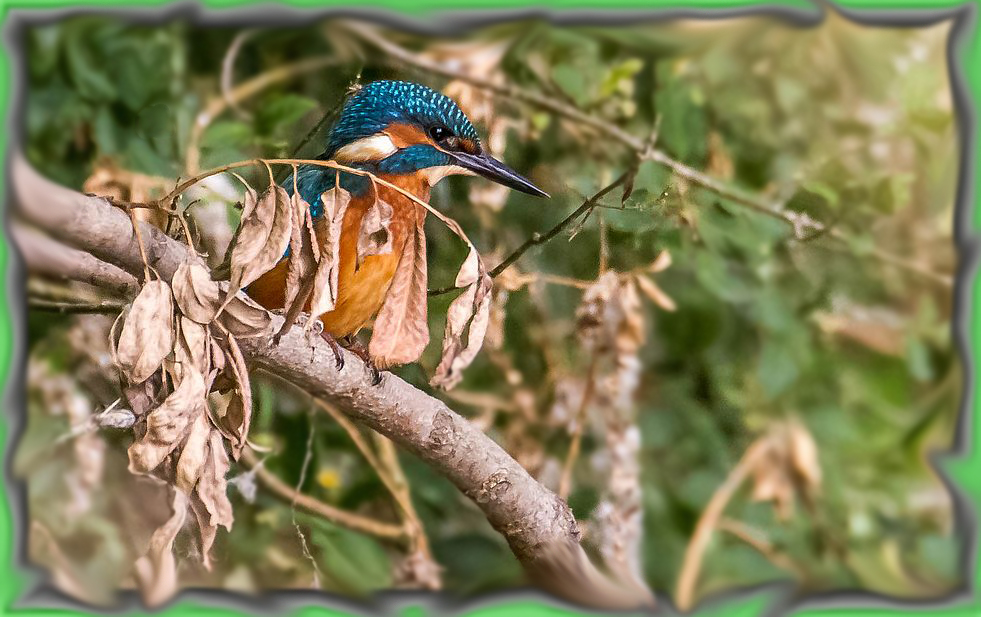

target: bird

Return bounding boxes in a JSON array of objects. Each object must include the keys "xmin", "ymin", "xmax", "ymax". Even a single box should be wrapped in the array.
[{"xmin": 246, "ymin": 80, "xmax": 548, "ymax": 375}]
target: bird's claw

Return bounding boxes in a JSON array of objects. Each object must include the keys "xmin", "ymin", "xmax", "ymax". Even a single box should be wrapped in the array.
[
  {"xmin": 340, "ymin": 335, "xmax": 383, "ymax": 386},
  {"xmin": 319, "ymin": 331, "xmax": 345, "ymax": 371}
]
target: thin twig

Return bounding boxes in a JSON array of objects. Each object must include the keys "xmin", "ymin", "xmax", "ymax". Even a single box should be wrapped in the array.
[
  {"xmin": 186, "ymin": 57, "xmax": 344, "ymax": 174},
  {"xmin": 28, "ymin": 298, "xmax": 127, "ymax": 315},
  {"xmin": 558, "ymin": 356, "xmax": 598, "ymax": 500},
  {"xmin": 430, "ymin": 171, "xmax": 630, "ymax": 296},
  {"xmin": 675, "ymin": 439, "xmax": 768, "ymax": 611},
  {"xmin": 347, "ymin": 21, "xmax": 951, "ymax": 287},
  {"xmin": 292, "ymin": 409, "xmax": 324, "ymax": 588},
  {"xmin": 240, "ymin": 447, "xmax": 406, "ymax": 542},
  {"xmin": 221, "ymin": 29, "xmax": 258, "ymax": 121}
]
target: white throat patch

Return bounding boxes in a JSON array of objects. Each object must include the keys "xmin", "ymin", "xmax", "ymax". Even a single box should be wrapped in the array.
[
  {"xmin": 422, "ymin": 165, "xmax": 476, "ymax": 186},
  {"xmin": 333, "ymin": 134, "xmax": 398, "ymax": 164}
]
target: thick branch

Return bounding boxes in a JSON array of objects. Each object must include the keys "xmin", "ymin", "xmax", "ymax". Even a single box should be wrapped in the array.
[
  {"xmin": 11, "ymin": 222, "xmax": 140, "ymax": 297},
  {"xmin": 11, "ymin": 153, "xmax": 654, "ymax": 611}
]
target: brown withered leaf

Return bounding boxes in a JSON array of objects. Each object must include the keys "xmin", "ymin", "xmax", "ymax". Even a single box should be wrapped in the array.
[
  {"xmin": 218, "ymin": 334, "xmax": 252, "ymax": 459},
  {"xmin": 116, "ymin": 280, "xmax": 175, "ymax": 383},
  {"xmin": 216, "ymin": 286, "xmax": 274, "ymax": 338},
  {"xmin": 283, "ymin": 192, "xmax": 320, "ymax": 318},
  {"xmin": 221, "ymin": 184, "xmax": 292, "ymax": 310},
  {"xmin": 134, "ymin": 489, "xmax": 187, "ymax": 607},
  {"xmin": 431, "ymin": 249, "xmax": 492, "ymax": 390},
  {"xmin": 370, "ymin": 208, "xmax": 429, "ymax": 367},
  {"xmin": 189, "ymin": 494, "xmax": 218, "ymax": 571},
  {"xmin": 176, "ymin": 316, "xmax": 210, "ymax": 376},
  {"xmin": 198, "ymin": 430, "xmax": 234, "ymax": 532},
  {"xmin": 174, "ymin": 261, "xmax": 273, "ymax": 338},
  {"xmin": 128, "ymin": 369, "xmax": 207, "ymax": 474},
  {"xmin": 356, "ymin": 195, "xmax": 394, "ymax": 269},
  {"xmin": 305, "ymin": 185, "xmax": 353, "ymax": 326},
  {"xmin": 173, "ymin": 261, "xmax": 221, "ymax": 323},
  {"xmin": 175, "ymin": 412, "xmax": 210, "ymax": 493}
]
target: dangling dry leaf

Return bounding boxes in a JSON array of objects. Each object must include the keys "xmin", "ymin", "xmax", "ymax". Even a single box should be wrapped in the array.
[
  {"xmin": 370, "ymin": 208, "xmax": 429, "ymax": 367},
  {"xmin": 189, "ymin": 495, "xmax": 218, "ymax": 571},
  {"xmin": 176, "ymin": 316, "xmax": 210, "ymax": 376},
  {"xmin": 175, "ymin": 412, "xmax": 211, "ymax": 493},
  {"xmin": 173, "ymin": 261, "xmax": 222, "ymax": 323},
  {"xmin": 198, "ymin": 430, "xmax": 234, "ymax": 531},
  {"xmin": 283, "ymin": 192, "xmax": 320, "ymax": 319},
  {"xmin": 116, "ymin": 280, "xmax": 175, "ymax": 383},
  {"xmin": 356, "ymin": 196, "xmax": 394, "ymax": 269},
  {"xmin": 173, "ymin": 259, "xmax": 273, "ymax": 341},
  {"xmin": 431, "ymin": 249, "xmax": 492, "ymax": 390},
  {"xmin": 217, "ymin": 334, "xmax": 252, "ymax": 459},
  {"xmin": 788, "ymin": 420, "xmax": 822, "ymax": 492},
  {"xmin": 128, "ymin": 369, "xmax": 207, "ymax": 474},
  {"xmin": 215, "ymin": 287, "xmax": 274, "ymax": 339},
  {"xmin": 221, "ymin": 184, "xmax": 292, "ymax": 310},
  {"xmin": 747, "ymin": 420, "xmax": 822, "ymax": 520},
  {"xmin": 305, "ymin": 185, "xmax": 353, "ymax": 325},
  {"xmin": 134, "ymin": 489, "xmax": 188, "ymax": 607}
]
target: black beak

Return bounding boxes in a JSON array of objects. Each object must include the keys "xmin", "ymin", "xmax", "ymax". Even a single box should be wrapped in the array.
[{"xmin": 450, "ymin": 151, "xmax": 549, "ymax": 198}]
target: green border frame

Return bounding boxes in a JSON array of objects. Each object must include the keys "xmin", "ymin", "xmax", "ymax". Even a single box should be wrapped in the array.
[{"xmin": 0, "ymin": 0, "xmax": 976, "ymax": 615}]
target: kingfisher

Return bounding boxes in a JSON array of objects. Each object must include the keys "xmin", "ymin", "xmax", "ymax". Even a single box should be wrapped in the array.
[{"xmin": 247, "ymin": 80, "xmax": 548, "ymax": 374}]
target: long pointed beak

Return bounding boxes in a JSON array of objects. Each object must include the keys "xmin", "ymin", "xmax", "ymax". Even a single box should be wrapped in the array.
[{"xmin": 449, "ymin": 151, "xmax": 549, "ymax": 198}]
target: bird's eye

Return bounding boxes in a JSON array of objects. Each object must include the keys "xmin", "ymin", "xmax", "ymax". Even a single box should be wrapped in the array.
[{"xmin": 429, "ymin": 126, "xmax": 451, "ymax": 142}]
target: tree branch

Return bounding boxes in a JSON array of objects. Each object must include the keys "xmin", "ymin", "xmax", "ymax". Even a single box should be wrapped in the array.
[
  {"xmin": 11, "ymin": 153, "xmax": 654, "ymax": 611},
  {"xmin": 345, "ymin": 20, "xmax": 952, "ymax": 288},
  {"xmin": 11, "ymin": 222, "xmax": 141, "ymax": 297}
]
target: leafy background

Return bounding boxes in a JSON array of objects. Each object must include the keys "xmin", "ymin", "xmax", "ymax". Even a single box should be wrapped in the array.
[{"xmin": 16, "ymin": 11, "xmax": 962, "ymax": 606}]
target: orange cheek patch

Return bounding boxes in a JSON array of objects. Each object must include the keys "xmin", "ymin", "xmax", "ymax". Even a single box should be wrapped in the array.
[
  {"xmin": 459, "ymin": 138, "xmax": 479, "ymax": 155},
  {"xmin": 383, "ymin": 123, "xmax": 431, "ymax": 148}
]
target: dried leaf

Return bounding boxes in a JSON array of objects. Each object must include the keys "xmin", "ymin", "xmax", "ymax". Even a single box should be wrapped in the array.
[
  {"xmin": 134, "ymin": 489, "xmax": 187, "ymax": 607},
  {"xmin": 128, "ymin": 369, "xmax": 207, "ymax": 474},
  {"xmin": 356, "ymin": 195, "xmax": 394, "ymax": 269},
  {"xmin": 176, "ymin": 316, "xmax": 210, "ymax": 376},
  {"xmin": 198, "ymin": 430, "xmax": 234, "ymax": 531},
  {"xmin": 216, "ymin": 287, "xmax": 274, "ymax": 338},
  {"xmin": 173, "ymin": 261, "xmax": 221, "ymax": 323},
  {"xmin": 175, "ymin": 412, "xmax": 210, "ymax": 493},
  {"xmin": 116, "ymin": 280, "xmax": 175, "ymax": 383},
  {"xmin": 370, "ymin": 210, "xmax": 429, "ymax": 367},
  {"xmin": 431, "ymin": 263, "xmax": 492, "ymax": 390},
  {"xmin": 222, "ymin": 184, "xmax": 292, "ymax": 309},
  {"xmin": 218, "ymin": 334, "xmax": 252, "ymax": 459},
  {"xmin": 283, "ymin": 192, "xmax": 320, "ymax": 317},
  {"xmin": 305, "ymin": 185, "xmax": 353, "ymax": 323},
  {"xmin": 174, "ymin": 260, "xmax": 273, "ymax": 338},
  {"xmin": 189, "ymin": 494, "xmax": 218, "ymax": 571}
]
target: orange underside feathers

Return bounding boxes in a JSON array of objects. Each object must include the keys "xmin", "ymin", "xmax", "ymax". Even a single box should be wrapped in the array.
[{"xmin": 247, "ymin": 174, "xmax": 430, "ymax": 339}]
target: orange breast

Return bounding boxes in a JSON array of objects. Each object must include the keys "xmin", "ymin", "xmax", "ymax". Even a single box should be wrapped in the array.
[{"xmin": 247, "ymin": 174, "xmax": 429, "ymax": 339}]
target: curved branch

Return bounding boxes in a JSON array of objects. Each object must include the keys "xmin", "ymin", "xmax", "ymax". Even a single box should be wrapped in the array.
[{"xmin": 12, "ymin": 153, "xmax": 654, "ymax": 611}]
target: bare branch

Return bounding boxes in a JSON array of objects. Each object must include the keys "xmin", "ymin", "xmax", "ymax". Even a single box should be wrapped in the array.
[
  {"xmin": 12, "ymin": 222, "xmax": 140, "ymax": 297},
  {"xmin": 12, "ymin": 153, "xmax": 654, "ymax": 611},
  {"xmin": 240, "ymin": 448, "xmax": 406, "ymax": 542}
]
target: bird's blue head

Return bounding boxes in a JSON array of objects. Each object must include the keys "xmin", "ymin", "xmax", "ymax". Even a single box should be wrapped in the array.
[{"xmin": 320, "ymin": 80, "xmax": 547, "ymax": 197}]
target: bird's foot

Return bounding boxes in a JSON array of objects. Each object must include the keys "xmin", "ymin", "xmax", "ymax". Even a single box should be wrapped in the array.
[
  {"xmin": 339, "ymin": 335, "xmax": 382, "ymax": 386},
  {"xmin": 318, "ymin": 330, "xmax": 345, "ymax": 371}
]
